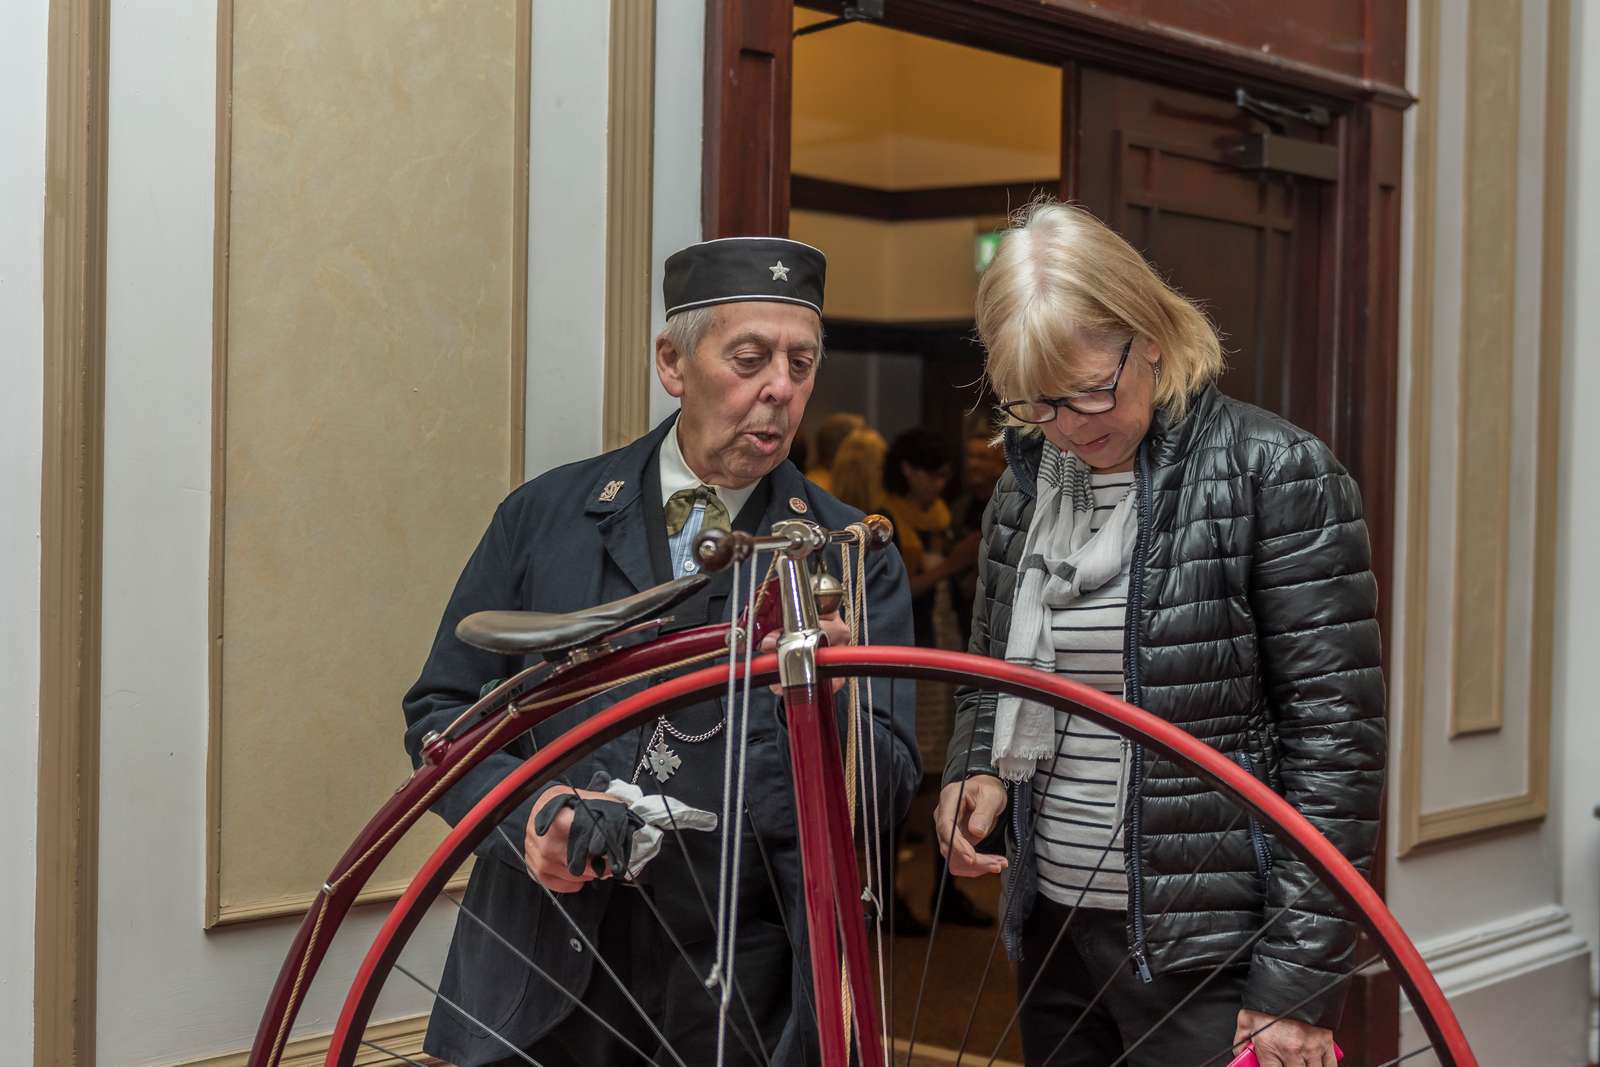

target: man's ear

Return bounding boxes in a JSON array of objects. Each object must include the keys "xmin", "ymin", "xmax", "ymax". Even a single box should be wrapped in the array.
[{"xmin": 655, "ymin": 334, "xmax": 686, "ymax": 399}]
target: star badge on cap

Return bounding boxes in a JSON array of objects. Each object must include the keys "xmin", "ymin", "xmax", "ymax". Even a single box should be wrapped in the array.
[
  {"xmin": 789, "ymin": 496, "xmax": 808, "ymax": 514},
  {"xmin": 769, "ymin": 261, "xmax": 790, "ymax": 281}
]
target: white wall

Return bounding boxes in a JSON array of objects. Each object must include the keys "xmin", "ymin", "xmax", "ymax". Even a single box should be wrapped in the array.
[
  {"xmin": 525, "ymin": 0, "xmax": 611, "ymax": 475},
  {"xmin": 649, "ymin": 0, "xmax": 707, "ymax": 428},
  {"xmin": 0, "ymin": 0, "xmax": 48, "ymax": 1052},
  {"xmin": 1386, "ymin": 0, "xmax": 1592, "ymax": 1061},
  {"xmin": 1557, "ymin": 0, "xmax": 1600, "ymax": 1053}
]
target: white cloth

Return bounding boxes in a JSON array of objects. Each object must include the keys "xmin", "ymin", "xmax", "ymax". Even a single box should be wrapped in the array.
[
  {"xmin": 992, "ymin": 445, "xmax": 1138, "ymax": 781},
  {"xmin": 658, "ymin": 421, "xmax": 757, "ymax": 518},
  {"xmin": 603, "ymin": 779, "xmax": 720, "ymax": 880}
]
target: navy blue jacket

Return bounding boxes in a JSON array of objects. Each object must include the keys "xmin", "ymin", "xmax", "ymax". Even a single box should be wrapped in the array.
[{"xmin": 404, "ymin": 414, "xmax": 919, "ymax": 1066}]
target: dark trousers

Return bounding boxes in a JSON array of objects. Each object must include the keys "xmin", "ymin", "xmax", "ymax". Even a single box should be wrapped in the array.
[
  {"xmin": 488, "ymin": 884, "xmax": 791, "ymax": 1067},
  {"xmin": 1016, "ymin": 897, "xmax": 1245, "ymax": 1067}
]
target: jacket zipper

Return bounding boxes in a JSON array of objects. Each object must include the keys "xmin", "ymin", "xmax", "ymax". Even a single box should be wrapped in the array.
[
  {"xmin": 1234, "ymin": 751, "xmax": 1274, "ymax": 887},
  {"xmin": 1123, "ymin": 443, "xmax": 1153, "ymax": 984}
]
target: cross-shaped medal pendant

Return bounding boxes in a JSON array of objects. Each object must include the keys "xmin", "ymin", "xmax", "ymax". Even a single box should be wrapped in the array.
[{"xmin": 647, "ymin": 740, "xmax": 682, "ymax": 782}]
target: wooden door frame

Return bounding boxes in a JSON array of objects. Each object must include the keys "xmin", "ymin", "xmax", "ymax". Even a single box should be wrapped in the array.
[{"xmin": 708, "ymin": 0, "xmax": 1409, "ymax": 1059}]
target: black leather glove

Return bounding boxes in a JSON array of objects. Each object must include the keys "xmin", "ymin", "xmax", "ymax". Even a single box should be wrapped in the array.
[{"xmin": 533, "ymin": 782, "xmax": 646, "ymax": 877}]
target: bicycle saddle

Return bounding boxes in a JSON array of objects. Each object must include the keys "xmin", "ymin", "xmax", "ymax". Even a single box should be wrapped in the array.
[{"xmin": 455, "ymin": 574, "xmax": 711, "ymax": 657}]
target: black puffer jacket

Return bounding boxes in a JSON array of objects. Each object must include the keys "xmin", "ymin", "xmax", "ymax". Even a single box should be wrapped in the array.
[{"xmin": 944, "ymin": 385, "xmax": 1385, "ymax": 1028}]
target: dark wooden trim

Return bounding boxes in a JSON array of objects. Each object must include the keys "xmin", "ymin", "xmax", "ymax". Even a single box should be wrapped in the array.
[
  {"xmin": 36, "ymin": 0, "xmax": 109, "ymax": 1061},
  {"xmin": 791, "ymin": 174, "xmax": 1058, "ymax": 221},
  {"xmin": 703, "ymin": 0, "xmax": 794, "ymax": 237},
  {"xmin": 799, "ymin": 0, "xmax": 1413, "ymax": 111},
  {"xmin": 822, "ymin": 318, "xmax": 981, "ymax": 358}
]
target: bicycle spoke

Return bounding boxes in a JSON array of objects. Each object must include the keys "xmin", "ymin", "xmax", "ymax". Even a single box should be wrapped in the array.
[
  {"xmin": 1189, "ymin": 954, "xmax": 1385, "ymax": 1067},
  {"xmin": 985, "ymin": 804, "xmax": 1133, "ymax": 1067},
  {"xmin": 1103, "ymin": 877, "xmax": 1322, "ymax": 1067},
  {"xmin": 359, "ymin": 1038, "xmax": 431, "ymax": 1066},
  {"xmin": 904, "ymin": 717, "xmax": 982, "ymax": 1065},
  {"xmin": 552, "ymin": 785, "xmax": 778, "ymax": 1067},
  {"xmin": 1027, "ymin": 809, "xmax": 1249, "ymax": 1065},
  {"xmin": 743, "ymin": 800, "xmax": 820, "ymax": 1023},
  {"xmin": 952, "ymin": 707, "xmax": 1071, "ymax": 1066},
  {"xmin": 392, "ymin": 960, "xmax": 546, "ymax": 1067},
  {"xmin": 1375, "ymin": 1046, "xmax": 1437, "ymax": 1066},
  {"xmin": 493, "ymin": 824, "xmax": 691, "ymax": 1067},
  {"xmin": 437, "ymin": 891, "xmax": 664, "ymax": 1066}
]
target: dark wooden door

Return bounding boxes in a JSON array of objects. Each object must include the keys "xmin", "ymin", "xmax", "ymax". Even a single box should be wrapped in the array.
[{"xmin": 1069, "ymin": 67, "xmax": 1335, "ymax": 435}]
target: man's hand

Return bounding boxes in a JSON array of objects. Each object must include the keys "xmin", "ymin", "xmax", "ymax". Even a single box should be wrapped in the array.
[
  {"xmin": 934, "ymin": 775, "xmax": 1008, "ymax": 877},
  {"xmin": 523, "ymin": 786, "xmax": 621, "ymax": 892},
  {"xmin": 1233, "ymin": 1010, "xmax": 1337, "ymax": 1067},
  {"xmin": 758, "ymin": 608, "xmax": 852, "ymax": 694}
]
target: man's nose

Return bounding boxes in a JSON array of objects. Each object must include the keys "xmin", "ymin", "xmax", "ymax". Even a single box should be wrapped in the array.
[{"xmin": 759, "ymin": 362, "xmax": 795, "ymax": 405}]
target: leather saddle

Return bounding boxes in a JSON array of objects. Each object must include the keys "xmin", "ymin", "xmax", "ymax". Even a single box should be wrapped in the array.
[{"xmin": 455, "ymin": 574, "xmax": 710, "ymax": 658}]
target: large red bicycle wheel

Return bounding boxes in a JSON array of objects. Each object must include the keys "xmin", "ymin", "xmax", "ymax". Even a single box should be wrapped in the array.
[{"xmin": 306, "ymin": 646, "xmax": 1473, "ymax": 1067}]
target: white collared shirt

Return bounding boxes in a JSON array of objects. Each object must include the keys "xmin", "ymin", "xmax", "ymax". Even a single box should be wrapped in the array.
[{"xmin": 658, "ymin": 422, "xmax": 759, "ymax": 575}]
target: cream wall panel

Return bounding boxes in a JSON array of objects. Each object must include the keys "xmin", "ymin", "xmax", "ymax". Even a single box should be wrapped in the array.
[
  {"xmin": 0, "ymin": 0, "xmax": 47, "ymax": 1051},
  {"xmin": 212, "ymin": 0, "xmax": 526, "ymax": 923}
]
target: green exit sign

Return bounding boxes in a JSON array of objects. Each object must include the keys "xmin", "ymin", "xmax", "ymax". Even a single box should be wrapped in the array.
[{"xmin": 975, "ymin": 231, "xmax": 1003, "ymax": 273}]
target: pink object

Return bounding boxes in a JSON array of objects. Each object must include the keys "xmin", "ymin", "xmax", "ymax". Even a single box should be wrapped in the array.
[{"xmin": 1227, "ymin": 1040, "xmax": 1345, "ymax": 1066}]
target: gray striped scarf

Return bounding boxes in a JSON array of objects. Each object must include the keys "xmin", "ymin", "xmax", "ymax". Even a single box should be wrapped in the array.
[{"xmin": 992, "ymin": 444, "xmax": 1138, "ymax": 782}]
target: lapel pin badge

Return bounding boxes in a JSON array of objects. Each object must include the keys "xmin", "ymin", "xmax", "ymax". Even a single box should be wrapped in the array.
[
  {"xmin": 789, "ymin": 496, "xmax": 808, "ymax": 514},
  {"xmin": 599, "ymin": 479, "xmax": 625, "ymax": 503}
]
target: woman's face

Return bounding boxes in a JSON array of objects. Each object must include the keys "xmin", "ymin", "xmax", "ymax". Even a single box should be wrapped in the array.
[{"xmin": 1036, "ymin": 336, "xmax": 1161, "ymax": 473}]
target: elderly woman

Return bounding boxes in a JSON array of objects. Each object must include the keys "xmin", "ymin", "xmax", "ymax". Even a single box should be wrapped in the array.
[{"xmin": 935, "ymin": 202, "xmax": 1384, "ymax": 1067}]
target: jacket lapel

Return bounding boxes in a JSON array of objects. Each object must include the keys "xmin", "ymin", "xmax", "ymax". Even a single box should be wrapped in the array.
[{"xmin": 587, "ymin": 415, "xmax": 678, "ymax": 595}]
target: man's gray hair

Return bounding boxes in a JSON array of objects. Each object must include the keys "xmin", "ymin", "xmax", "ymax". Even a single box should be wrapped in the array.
[
  {"xmin": 660, "ymin": 304, "xmax": 826, "ymax": 361},
  {"xmin": 661, "ymin": 306, "xmax": 719, "ymax": 360}
]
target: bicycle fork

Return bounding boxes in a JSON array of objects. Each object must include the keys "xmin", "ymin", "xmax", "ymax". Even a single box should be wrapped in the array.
[{"xmin": 770, "ymin": 518, "xmax": 886, "ymax": 1067}]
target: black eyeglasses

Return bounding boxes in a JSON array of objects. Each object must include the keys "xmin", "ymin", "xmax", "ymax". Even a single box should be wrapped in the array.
[{"xmin": 998, "ymin": 336, "xmax": 1135, "ymax": 423}]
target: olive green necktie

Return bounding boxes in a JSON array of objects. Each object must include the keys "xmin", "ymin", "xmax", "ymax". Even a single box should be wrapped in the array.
[{"xmin": 663, "ymin": 485, "xmax": 731, "ymax": 538}]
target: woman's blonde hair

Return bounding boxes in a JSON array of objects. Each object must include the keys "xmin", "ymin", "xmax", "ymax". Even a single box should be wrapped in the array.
[
  {"xmin": 829, "ymin": 427, "xmax": 887, "ymax": 514},
  {"xmin": 976, "ymin": 200, "xmax": 1223, "ymax": 423}
]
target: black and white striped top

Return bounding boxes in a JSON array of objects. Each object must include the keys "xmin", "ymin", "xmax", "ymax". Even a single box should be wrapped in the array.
[{"xmin": 1030, "ymin": 471, "xmax": 1133, "ymax": 911}]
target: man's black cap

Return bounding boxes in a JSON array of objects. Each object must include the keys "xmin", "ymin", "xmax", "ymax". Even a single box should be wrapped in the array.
[{"xmin": 663, "ymin": 236, "xmax": 826, "ymax": 319}]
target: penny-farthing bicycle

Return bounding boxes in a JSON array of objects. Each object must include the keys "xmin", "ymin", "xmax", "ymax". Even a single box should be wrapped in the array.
[{"xmin": 247, "ymin": 517, "xmax": 1475, "ymax": 1067}]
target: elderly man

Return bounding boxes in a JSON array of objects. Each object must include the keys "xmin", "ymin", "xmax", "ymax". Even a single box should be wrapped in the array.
[{"xmin": 403, "ymin": 237, "xmax": 919, "ymax": 1067}]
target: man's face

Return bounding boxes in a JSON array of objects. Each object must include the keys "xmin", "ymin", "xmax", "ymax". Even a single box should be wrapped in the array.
[{"xmin": 655, "ymin": 301, "xmax": 822, "ymax": 487}]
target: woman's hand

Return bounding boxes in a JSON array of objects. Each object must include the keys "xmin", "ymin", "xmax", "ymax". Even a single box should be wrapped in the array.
[
  {"xmin": 933, "ymin": 775, "xmax": 1008, "ymax": 877},
  {"xmin": 1232, "ymin": 1010, "xmax": 1337, "ymax": 1067}
]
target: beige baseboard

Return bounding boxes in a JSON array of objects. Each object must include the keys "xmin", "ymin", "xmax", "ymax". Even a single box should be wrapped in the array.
[{"xmin": 169, "ymin": 1013, "xmax": 435, "ymax": 1067}]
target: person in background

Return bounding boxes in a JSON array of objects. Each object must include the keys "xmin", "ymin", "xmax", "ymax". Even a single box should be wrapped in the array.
[
  {"xmin": 807, "ymin": 411, "xmax": 865, "ymax": 493},
  {"xmin": 882, "ymin": 427, "xmax": 991, "ymax": 929},
  {"xmin": 827, "ymin": 425, "xmax": 887, "ymax": 514},
  {"xmin": 953, "ymin": 430, "xmax": 1008, "ymax": 648}
]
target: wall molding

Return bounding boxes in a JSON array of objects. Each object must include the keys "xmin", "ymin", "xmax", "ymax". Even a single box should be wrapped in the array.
[
  {"xmin": 602, "ymin": 0, "xmax": 657, "ymax": 452},
  {"xmin": 1398, "ymin": 0, "xmax": 1565, "ymax": 855},
  {"xmin": 791, "ymin": 174, "xmax": 1058, "ymax": 221},
  {"xmin": 1400, "ymin": 904, "xmax": 1589, "ymax": 1005},
  {"xmin": 35, "ymin": 0, "xmax": 110, "ymax": 1061},
  {"xmin": 173, "ymin": 1012, "xmax": 434, "ymax": 1067},
  {"xmin": 205, "ymin": 0, "xmax": 534, "ymax": 927}
]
